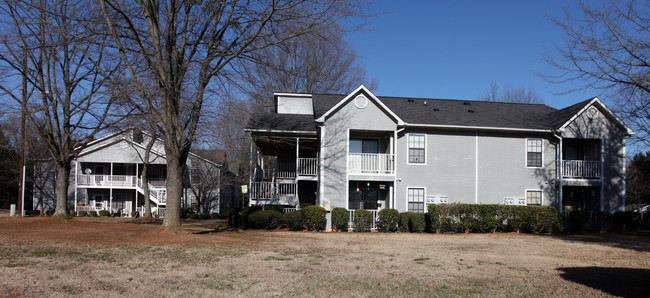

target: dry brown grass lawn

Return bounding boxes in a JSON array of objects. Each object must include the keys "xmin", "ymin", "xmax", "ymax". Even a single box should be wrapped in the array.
[{"xmin": 0, "ymin": 216, "xmax": 649, "ymax": 297}]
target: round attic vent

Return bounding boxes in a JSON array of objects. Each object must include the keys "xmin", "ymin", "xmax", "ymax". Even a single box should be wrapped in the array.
[
  {"xmin": 354, "ymin": 95, "xmax": 368, "ymax": 109},
  {"xmin": 587, "ymin": 107, "xmax": 598, "ymax": 120}
]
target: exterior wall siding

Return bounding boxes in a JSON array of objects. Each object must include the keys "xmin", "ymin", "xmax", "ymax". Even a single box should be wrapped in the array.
[
  {"xmin": 320, "ymin": 93, "xmax": 397, "ymax": 210},
  {"xmin": 394, "ymin": 130, "xmax": 557, "ymax": 212},
  {"xmin": 561, "ymin": 107, "xmax": 627, "ymax": 211}
]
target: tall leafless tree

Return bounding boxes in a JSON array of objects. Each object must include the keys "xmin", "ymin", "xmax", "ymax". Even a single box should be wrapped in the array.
[
  {"xmin": 0, "ymin": 0, "xmax": 125, "ymax": 219},
  {"xmin": 479, "ymin": 81, "xmax": 545, "ymax": 104},
  {"xmin": 545, "ymin": 0, "xmax": 649, "ymax": 148},
  {"xmin": 97, "ymin": 0, "xmax": 367, "ymax": 233}
]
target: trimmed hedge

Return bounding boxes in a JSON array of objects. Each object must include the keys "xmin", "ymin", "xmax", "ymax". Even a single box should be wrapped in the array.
[
  {"xmin": 378, "ymin": 209, "xmax": 399, "ymax": 232},
  {"xmin": 88, "ymin": 211, "xmax": 98, "ymax": 217},
  {"xmin": 280, "ymin": 211, "xmax": 304, "ymax": 231},
  {"xmin": 77, "ymin": 211, "xmax": 87, "ymax": 217},
  {"xmin": 398, "ymin": 212, "xmax": 413, "ymax": 232},
  {"xmin": 302, "ymin": 205, "xmax": 327, "ymax": 231},
  {"xmin": 409, "ymin": 213, "xmax": 426, "ymax": 233},
  {"xmin": 331, "ymin": 207, "xmax": 349, "ymax": 231},
  {"xmin": 426, "ymin": 204, "xmax": 563, "ymax": 234},
  {"xmin": 98, "ymin": 210, "xmax": 110, "ymax": 217},
  {"xmin": 247, "ymin": 210, "xmax": 282, "ymax": 229},
  {"xmin": 353, "ymin": 209, "xmax": 373, "ymax": 232}
]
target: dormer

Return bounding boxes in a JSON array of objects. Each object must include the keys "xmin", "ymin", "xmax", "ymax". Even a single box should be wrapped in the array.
[{"xmin": 274, "ymin": 93, "xmax": 313, "ymax": 115}]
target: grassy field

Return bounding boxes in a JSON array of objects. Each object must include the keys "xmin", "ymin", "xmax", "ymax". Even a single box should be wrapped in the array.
[{"xmin": 0, "ymin": 216, "xmax": 649, "ymax": 297}]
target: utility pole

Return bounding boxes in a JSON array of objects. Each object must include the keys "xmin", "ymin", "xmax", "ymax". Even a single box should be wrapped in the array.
[{"xmin": 17, "ymin": 49, "xmax": 27, "ymax": 217}]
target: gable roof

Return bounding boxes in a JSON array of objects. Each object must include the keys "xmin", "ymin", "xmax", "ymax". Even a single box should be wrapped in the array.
[
  {"xmin": 247, "ymin": 87, "xmax": 634, "ymax": 135},
  {"xmin": 315, "ymin": 85, "xmax": 404, "ymax": 125},
  {"xmin": 549, "ymin": 97, "xmax": 634, "ymax": 135}
]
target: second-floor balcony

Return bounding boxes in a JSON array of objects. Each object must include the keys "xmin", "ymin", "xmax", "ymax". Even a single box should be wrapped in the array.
[
  {"xmin": 277, "ymin": 158, "xmax": 319, "ymax": 179},
  {"xmin": 562, "ymin": 160, "xmax": 601, "ymax": 178},
  {"xmin": 348, "ymin": 153, "xmax": 394, "ymax": 174}
]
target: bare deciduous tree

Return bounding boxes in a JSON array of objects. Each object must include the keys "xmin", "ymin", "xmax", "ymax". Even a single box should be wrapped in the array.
[
  {"xmin": 236, "ymin": 25, "xmax": 377, "ymax": 112},
  {"xmin": 479, "ymin": 81, "xmax": 545, "ymax": 104},
  {"xmin": 97, "ymin": 0, "xmax": 367, "ymax": 232},
  {"xmin": 0, "ymin": 0, "xmax": 125, "ymax": 219},
  {"xmin": 545, "ymin": 0, "xmax": 649, "ymax": 147}
]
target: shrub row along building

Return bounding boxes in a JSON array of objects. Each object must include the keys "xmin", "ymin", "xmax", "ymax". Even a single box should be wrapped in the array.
[{"xmin": 246, "ymin": 85, "xmax": 633, "ymax": 229}]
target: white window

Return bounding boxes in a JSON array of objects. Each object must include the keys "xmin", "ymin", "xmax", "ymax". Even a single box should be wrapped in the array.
[
  {"xmin": 407, "ymin": 188, "xmax": 425, "ymax": 213},
  {"xmin": 526, "ymin": 139, "xmax": 542, "ymax": 167},
  {"xmin": 408, "ymin": 134, "xmax": 425, "ymax": 164},
  {"xmin": 526, "ymin": 190, "xmax": 542, "ymax": 205}
]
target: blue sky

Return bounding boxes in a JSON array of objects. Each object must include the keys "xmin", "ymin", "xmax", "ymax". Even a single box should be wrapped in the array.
[{"xmin": 347, "ymin": 0, "xmax": 594, "ymax": 109}]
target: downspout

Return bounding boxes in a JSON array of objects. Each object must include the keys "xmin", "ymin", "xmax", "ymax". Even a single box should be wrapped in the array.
[
  {"xmin": 249, "ymin": 135, "xmax": 254, "ymax": 207},
  {"xmin": 552, "ymin": 131, "xmax": 563, "ymax": 212}
]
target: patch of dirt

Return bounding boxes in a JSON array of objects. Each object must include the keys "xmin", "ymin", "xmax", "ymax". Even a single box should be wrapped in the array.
[{"xmin": 0, "ymin": 216, "xmax": 245, "ymax": 246}]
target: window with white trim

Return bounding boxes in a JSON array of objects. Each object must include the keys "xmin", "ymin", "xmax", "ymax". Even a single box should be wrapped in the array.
[
  {"xmin": 408, "ymin": 134, "xmax": 425, "ymax": 164},
  {"xmin": 407, "ymin": 188, "xmax": 425, "ymax": 213},
  {"xmin": 526, "ymin": 139, "xmax": 542, "ymax": 167},
  {"xmin": 526, "ymin": 190, "xmax": 542, "ymax": 205}
]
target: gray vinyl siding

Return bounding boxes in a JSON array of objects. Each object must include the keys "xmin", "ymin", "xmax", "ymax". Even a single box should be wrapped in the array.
[
  {"xmin": 320, "ymin": 94, "xmax": 397, "ymax": 210},
  {"xmin": 394, "ymin": 130, "xmax": 557, "ymax": 212},
  {"xmin": 561, "ymin": 107, "xmax": 627, "ymax": 211}
]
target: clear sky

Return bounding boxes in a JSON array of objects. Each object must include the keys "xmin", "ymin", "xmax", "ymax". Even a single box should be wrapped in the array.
[{"xmin": 347, "ymin": 0, "xmax": 595, "ymax": 109}]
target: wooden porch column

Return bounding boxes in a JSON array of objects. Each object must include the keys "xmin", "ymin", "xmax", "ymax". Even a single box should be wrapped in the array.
[
  {"xmin": 110, "ymin": 162, "xmax": 113, "ymax": 212},
  {"xmin": 296, "ymin": 138, "xmax": 300, "ymax": 209}
]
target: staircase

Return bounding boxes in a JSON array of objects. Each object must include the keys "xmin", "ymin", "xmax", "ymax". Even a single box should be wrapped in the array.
[{"xmin": 136, "ymin": 178, "xmax": 167, "ymax": 216}]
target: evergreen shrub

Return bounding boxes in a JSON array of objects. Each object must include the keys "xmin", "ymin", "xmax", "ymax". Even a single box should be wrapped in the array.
[{"xmin": 331, "ymin": 207, "xmax": 349, "ymax": 231}]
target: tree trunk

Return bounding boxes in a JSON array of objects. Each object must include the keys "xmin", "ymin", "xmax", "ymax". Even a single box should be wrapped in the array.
[
  {"xmin": 142, "ymin": 164, "xmax": 152, "ymax": 218},
  {"xmin": 161, "ymin": 153, "xmax": 183, "ymax": 233},
  {"xmin": 52, "ymin": 162, "xmax": 71, "ymax": 220}
]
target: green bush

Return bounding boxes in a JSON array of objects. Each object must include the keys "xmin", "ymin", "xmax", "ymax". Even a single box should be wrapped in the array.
[
  {"xmin": 223, "ymin": 207, "xmax": 238, "ymax": 218},
  {"xmin": 242, "ymin": 206, "xmax": 263, "ymax": 227},
  {"xmin": 302, "ymin": 205, "xmax": 327, "ymax": 231},
  {"xmin": 180, "ymin": 208, "xmax": 192, "ymax": 219},
  {"xmin": 353, "ymin": 209, "xmax": 373, "ymax": 232},
  {"xmin": 68, "ymin": 210, "xmax": 75, "ymax": 217},
  {"xmin": 228, "ymin": 213, "xmax": 242, "ymax": 228},
  {"xmin": 98, "ymin": 210, "xmax": 110, "ymax": 217},
  {"xmin": 88, "ymin": 211, "xmax": 98, "ymax": 217},
  {"xmin": 77, "ymin": 211, "xmax": 87, "ymax": 217},
  {"xmin": 131, "ymin": 211, "xmax": 138, "ymax": 218},
  {"xmin": 263, "ymin": 205, "xmax": 287, "ymax": 213},
  {"xmin": 331, "ymin": 207, "xmax": 349, "ymax": 231},
  {"xmin": 280, "ymin": 211, "xmax": 304, "ymax": 230},
  {"xmin": 378, "ymin": 209, "xmax": 400, "ymax": 232},
  {"xmin": 210, "ymin": 213, "xmax": 219, "ymax": 219},
  {"xmin": 611, "ymin": 211, "xmax": 639, "ymax": 232},
  {"xmin": 409, "ymin": 213, "xmax": 426, "ymax": 233},
  {"xmin": 247, "ymin": 210, "xmax": 282, "ymax": 229},
  {"xmin": 428, "ymin": 204, "xmax": 562, "ymax": 234},
  {"xmin": 427, "ymin": 204, "xmax": 457, "ymax": 233},
  {"xmin": 399, "ymin": 212, "xmax": 413, "ymax": 232},
  {"xmin": 200, "ymin": 213, "xmax": 211, "ymax": 220}
]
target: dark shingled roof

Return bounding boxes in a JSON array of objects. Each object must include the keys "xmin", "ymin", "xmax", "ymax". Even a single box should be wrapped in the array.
[
  {"xmin": 247, "ymin": 113, "xmax": 316, "ymax": 132},
  {"xmin": 248, "ymin": 93, "xmax": 604, "ymax": 133}
]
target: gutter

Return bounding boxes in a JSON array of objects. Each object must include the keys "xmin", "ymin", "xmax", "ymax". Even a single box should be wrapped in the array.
[{"xmin": 401, "ymin": 123, "xmax": 553, "ymax": 134}]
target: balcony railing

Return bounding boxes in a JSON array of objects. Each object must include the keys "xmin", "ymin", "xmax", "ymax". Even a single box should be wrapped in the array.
[
  {"xmin": 77, "ymin": 174, "xmax": 137, "ymax": 187},
  {"xmin": 251, "ymin": 182, "xmax": 296, "ymax": 201},
  {"xmin": 298, "ymin": 158, "xmax": 318, "ymax": 176},
  {"xmin": 348, "ymin": 153, "xmax": 394, "ymax": 174},
  {"xmin": 562, "ymin": 160, "xmax": 601, "ymax": 178}
]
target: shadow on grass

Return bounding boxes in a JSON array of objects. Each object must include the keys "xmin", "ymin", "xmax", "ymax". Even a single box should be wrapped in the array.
[
  {"xmin": 557, "ymin": 267, "xmax": 650, "ymax": 297},
  {"xmin": 551, "ymin": 233, "xmax": 650, "ymax": 253}
]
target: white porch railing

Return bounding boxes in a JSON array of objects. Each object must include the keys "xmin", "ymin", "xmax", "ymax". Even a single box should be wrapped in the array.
[
  {"xmin": 251, "ymin": 182, "xmax": 296, "ymax": 201},
  {"xmin": 348, "ymin": 209, "xmax": 379, "ymax": 230},
  {"xmin": 277, "ymin": 163, "xmax": 296, "ymax": 179},
  {"xmin": 77, "ymin": 174, "xmax": 137, "ymax": 187},
  {"xmin": 348, "ymin": 153, "xmax": 394, "ymax": 174},
  {"xmin": 298, "ymin": 158, "xmax": 318, "ymax": 176},
  {"xmin": 562, "ymin": 160, "xmax": 601, "ymax": 178},
  {"xmin": 136, "ymin": 178, "xmax": 167, "ymax": 204}
]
